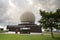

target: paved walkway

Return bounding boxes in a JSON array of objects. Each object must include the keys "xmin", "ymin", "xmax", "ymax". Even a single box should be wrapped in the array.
[{"xmin": 1, "ymin": 31, "xmax": 42, "ymax": 34}]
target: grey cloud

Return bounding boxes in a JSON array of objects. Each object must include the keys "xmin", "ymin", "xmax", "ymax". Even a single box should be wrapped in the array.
[
  {"xmin": 39, "ymin": 0, "xmax": 60, "ymax": 11},
  {"xmin": 0, "ymin": 0, "xmax": 9, "ymax": 25},
  {"xmin": 55, "ymin": 0, "xmax": 60, "ymax": 7},
  {"xmin": 0, "ymin": 0, "xmax": 60, "ymax": 26},
  {"xmin": 11, "ymin": 0, "xmax": 29, "ymax": 8},
  {"xmin": 32, "ymin": 0, "xmax": 60, "ymax": 11}
]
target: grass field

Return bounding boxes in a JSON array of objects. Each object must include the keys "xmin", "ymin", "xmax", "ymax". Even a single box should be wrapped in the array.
[{"xmin": 0, "ymin": 33, "xmax": 60, "ymax": 40}]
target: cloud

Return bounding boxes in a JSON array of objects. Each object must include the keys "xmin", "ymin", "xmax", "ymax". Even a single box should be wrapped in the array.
[
  {"xmin": 38, "ymin": 0, "xmax": 60, "ymax": 11},
  {"xmin": 0, "ymin": 0, "xmax": 60, "ymax": 25}
]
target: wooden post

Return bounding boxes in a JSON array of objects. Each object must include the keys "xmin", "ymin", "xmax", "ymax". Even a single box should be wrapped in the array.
[{"xmin": 15, "ymin": 29, "xmax": 18, "ymax": 34}]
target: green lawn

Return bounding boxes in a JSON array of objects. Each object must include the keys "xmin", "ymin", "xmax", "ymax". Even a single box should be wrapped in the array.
[{"xmin": 0, "ymin": 33, "xmax": 60, "ymax": 40}]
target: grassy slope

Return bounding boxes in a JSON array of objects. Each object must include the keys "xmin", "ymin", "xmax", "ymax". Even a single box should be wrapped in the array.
[{"xmin": 0, "ymin": 34, "xmax": 60, "ymax": 40}]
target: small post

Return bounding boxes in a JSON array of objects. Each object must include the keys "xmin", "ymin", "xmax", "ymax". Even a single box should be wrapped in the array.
[{"xmin": 15, "ymin": 29, "xmax": 18, "ymax": 34}]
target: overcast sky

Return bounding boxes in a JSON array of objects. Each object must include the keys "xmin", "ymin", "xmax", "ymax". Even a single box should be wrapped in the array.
[{"xmin": 0, "ymin": 0, "xmax": 60, "ymax": 26}]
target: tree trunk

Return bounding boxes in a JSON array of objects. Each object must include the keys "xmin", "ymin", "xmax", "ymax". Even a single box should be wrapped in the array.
[{"xmin": 51, "ymin": 27, "xmax": 54, "ymax": 38}]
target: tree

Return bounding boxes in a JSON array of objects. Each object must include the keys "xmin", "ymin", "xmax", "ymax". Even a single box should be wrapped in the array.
[{"xmin": 39, "ymin": 8, "xmax": 60, "ymax": 38}]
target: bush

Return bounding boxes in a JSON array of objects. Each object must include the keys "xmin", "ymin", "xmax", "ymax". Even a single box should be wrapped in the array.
[{"xmin": 0, "ymin": 30, "xmax": 5, "ymax": 33}]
